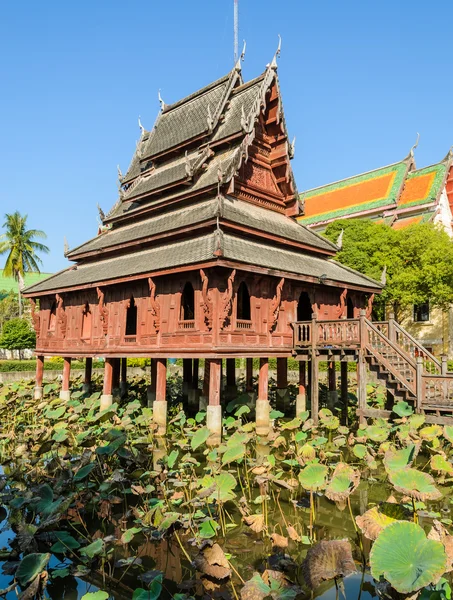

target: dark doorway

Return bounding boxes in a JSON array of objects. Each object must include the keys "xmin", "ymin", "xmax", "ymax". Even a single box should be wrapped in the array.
[
  {"xmin": 126, "ymin": 296, "xmax": 137, "ymax": 335},
  {"xmin": 347, "ymin": 297, "xmax": 354, "ymax": 319},
  {"xmin": 181, "ymin": 283, "xmax": 195, "ymax": 320},
  {"xmin": 297, "ymin": 292, "xmax": 312, "ymax": 321},
  {"xmin": 237, "ymin": 282, "xmax": 251, "ymax": 320}
]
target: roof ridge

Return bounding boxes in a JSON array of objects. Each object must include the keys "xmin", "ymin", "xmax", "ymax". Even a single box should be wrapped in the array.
[
  {"xmin": 231, "ymin": 73, "xmax": 266, "ymax": 95},
  {"xmin": 301, "ymin": 155, "xmax": 414, "ymax": 196},
  {"xmin": 408, "ymin": 152, "xmax": 453, "ymax": 175},
  {"xmin": 162, "ymin": 72, "xmax": 232, "ymax": 114}
]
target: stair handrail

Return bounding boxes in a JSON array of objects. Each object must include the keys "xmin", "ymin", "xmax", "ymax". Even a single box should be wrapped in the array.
[
  {"xmin": 363, "ymin": 316, "xmax": 417, "ymax": 395},
  {"xmin": 390, "ymin": 317, "xmax": 442, "ymax": 374}
]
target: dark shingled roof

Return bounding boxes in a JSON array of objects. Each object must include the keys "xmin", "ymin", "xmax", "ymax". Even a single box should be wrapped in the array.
[
  {"xmin": 26, "ymin": 230, "xmax": 380, "ymax": 294},
  {"xmin": 142, "ymin": 74, "xmax": 230, "ymax": 159}
]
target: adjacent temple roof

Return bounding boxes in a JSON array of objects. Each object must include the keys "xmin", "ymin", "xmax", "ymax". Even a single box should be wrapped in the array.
[
  {"xmin": 24, "ymin": 51, "xmax": 381, "ymax": 297},
  {"xmin": 298, "ymin": 149, "xmax": 453, "ymax": 231}
]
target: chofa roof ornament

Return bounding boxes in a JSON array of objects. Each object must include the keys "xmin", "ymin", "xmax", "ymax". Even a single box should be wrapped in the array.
[
  {"xmin": 158, "ymin": 89, "xmax": 166, "ymax": 111},
  {"xmin": 410, "ymin": 132, "xmax": 420, "ymax": 157}
]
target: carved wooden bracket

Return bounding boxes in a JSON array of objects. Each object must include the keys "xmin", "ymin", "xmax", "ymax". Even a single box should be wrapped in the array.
[
  {"xmin": 30, "ymin": 299, "xmax": 40, "ymax": 338},
  {"xmin": 148, "ymin": 277, "xmax": 161, "ymax": 333},
  {"xmin": 366, "ymin": 293, "xmax": 375, "ymax": 319},
  {"xmin": 96, "ymin": 287, "xmax": 109, "ymax": 335},
  {"xmin": 269, "ymin": 277, "xmax": 285, "ymax": 332},
  {"xmin": 55, "ymin": 293, "xmax": 67, "ymax": 338},
  {"xmin": 219, "ymin": 269, "xmax": 236, "ymax": 329},
  {"xmin": 199, "ymin": 269, "xmax": 213, "ymax": 330},
  {"xmin": 337, "ymin": 288, "xmax": 348, "ymax": 318}
]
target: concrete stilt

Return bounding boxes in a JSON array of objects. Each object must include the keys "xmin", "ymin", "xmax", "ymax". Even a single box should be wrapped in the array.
[
  {"xmin": 207, "ymin": 358, "xmax": 222, "ymax": 445},
  {"xmin": 60, "ymin": 357, "xmax": 72, "ymax": 401},
  {"xmin": 147, "ymin": 359, "xmax": 157, "ymax": 407},
  {"xmin": 256, "ymin": 357, "xmax": 270, "ymax": 436},
  {"xmin": 34, "ymin": 355, "xmax": 44, "ymax": 400},
  {"xmin": 100, "ymin": 358, "xmax": 113, "ymax": 411},
  {"xmin": 153, "ymin": 358, "xmax": 167, "ymax": 435}
]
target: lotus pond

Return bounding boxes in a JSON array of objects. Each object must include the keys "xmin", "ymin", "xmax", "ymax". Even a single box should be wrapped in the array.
[{"xmin": 0, "ymin": 374, "xmax": 453, "ymax": 600}]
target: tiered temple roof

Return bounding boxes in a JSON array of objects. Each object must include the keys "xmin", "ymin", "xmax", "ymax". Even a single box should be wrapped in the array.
[
  {"xmin": 298, "ymin": 150, "xmax": 453, "ymax": 232},
  {"xmin": 24, "ymin": 53, "xmax": 380, "ymax": 298}
]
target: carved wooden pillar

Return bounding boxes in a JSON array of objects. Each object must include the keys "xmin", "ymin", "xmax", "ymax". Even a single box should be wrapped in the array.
[
  {"xmin": 83, "ymin": 357, "xmax": 92, "ymax": 394},
  {"xmin": 153, "ymin": 358, "xmax": 167, "ymax": 435},
  {"xmin": 207, "ymin": 358, "xmax": 222, "ymax": 445},
  {"xmin": 101, "ymin": 358, "xmax": 113, "ymax": 411},
  {"xmin": 34, "ymin": 355, "xmax": 44, "ymax": 400},
  {"xmin": 120, "ymin": 358, "xmax": 127, "ymax": 396},
  {"xmin": 296, "ymin": 361, "xmax": 306, "ymax": 416},
  {"xmin": 226, "ymin": 358, "xmax": 237, "ymax": 398},
  {"xmin": 327, "ymin": 361, "xmax": 338, "ymax": 409},
  {"xmin": 276, "ymin": 357, "xmax": 290, "ymax": 413},
  {"xmin": 357, "ymin": 351, "xmax": 367, "ymax": 426},
  {"xmin": 246, "ymin": 358, "xmax": 254, "ymax": 393},
  {"xmin": 340, "ymin": 361, "xmax": 348, "ymax": 425},
  {"xmin": 257, "ymin": 358, "xmax": 270, "ymax": 436},
  {"xmin": 60, "ymin": 357, "xmax": 72, "ymax": 401}
]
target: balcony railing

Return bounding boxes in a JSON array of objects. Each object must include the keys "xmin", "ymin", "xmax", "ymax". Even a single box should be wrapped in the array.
[
  {"xmin": 236, "ymin": 319, "xmax": 252, "ymax": 330},
  {"xmin": 178, "ymin": 320, "xmax": 195, "ymax": 330}
]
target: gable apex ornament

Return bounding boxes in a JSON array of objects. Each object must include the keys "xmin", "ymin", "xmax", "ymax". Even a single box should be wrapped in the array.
[
  {"xmin": 410, "ymin": 132, "xmax": 420, "ymax": 157},
  {"xmin": 158, "ymin": 89, "xmax": 166, "ymax": 111}
]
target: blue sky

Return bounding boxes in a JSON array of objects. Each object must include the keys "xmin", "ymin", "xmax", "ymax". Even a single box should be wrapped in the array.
[{"xmin": 0, "ymin": 0, "xmax": 452, "ymax": 273}]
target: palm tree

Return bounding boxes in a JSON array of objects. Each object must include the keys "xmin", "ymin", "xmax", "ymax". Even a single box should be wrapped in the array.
[{"xmin": 0, "ymin": 211, "xmax": 49, "ymax": 317}]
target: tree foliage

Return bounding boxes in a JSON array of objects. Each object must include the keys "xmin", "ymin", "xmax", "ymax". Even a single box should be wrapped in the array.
[
  {"xmin": 0, "ymin": 290, "xmax": 20, "ymax": 332},
  {"xmin": 324, "ymin": 219, "xmax": 453, "ymax": 320},
  {"xmin": 0, "ymin": 318, "xmax": 36, "ymax": 351}
]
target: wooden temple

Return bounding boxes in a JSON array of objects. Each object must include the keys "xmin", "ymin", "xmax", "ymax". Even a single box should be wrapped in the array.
[{"xmin": 23, "ymin": 49, "xmax": 393, "ymax": 438}]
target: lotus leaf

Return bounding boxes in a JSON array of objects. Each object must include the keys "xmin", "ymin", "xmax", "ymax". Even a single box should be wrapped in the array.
[
  {"xmin": 16, "ymin": 553, "xmax": 51, "ymax": 587},
  {"xmin": 353, "ymin": 444, "xmax": 367, "ymax": 459},
  {"xmin": 226, "ymin": 431, "xmax": 249, "ymax": 447},
  {"xmin": 431, "ymin": 455, "xmax": 453, "ymax": 475},
  {"xmin": 199, "ymin": 472, "xmax": 237, "ymax": 502},
  {"xmin": 222, "ymin": 444, "xmax": 245, "ymax": 465},
  {"xmin": 80, "ymin": 592, "xmax": 109, "ymax": 600},
  {"xmin": 365, "ymin": 426, "xmax": 389, "ymax": 443},
  {"xmin": 191, "ymin": 427, "xmax": 210, "ymax": 450},
  {"xmin": 157, "ymin": 512, "xmax": 180, "ymax": 531},
  {"xmin": 95, "ymin": 436, "xmax": 126, "ymax": 456},
  {"xmin": 388, "ymin": 467, "xmax": 442, "ymax": 501},
  {"xmin": 121, "ymin": 527, "xmax": 142, "ymax": 543},
  {"xmin": 80, "ymin": 538, "xmax": 104, "ymax": 558},
  {"xmin": 51, "ymin": 532, "xmax": 81, "ymax": 554},
  {"xmin": 74, "ymin": 463, "xmax": 95, "ymax": 481},
  {"xmin": 281, "ymin": 417, "xmax": 302, "ymax": 430},
  {"xmin": 298, "ymin": 464, "xmax": 328, "ymax": 491},
  {"xmin": 384, "ymin": 443, "xmax": 419, "ymax": 472},
  {"xmin": 444, "ymin": 426, "xmax": 453, "ymax": 444},
  {"xmin": 325, "ymin": 463, "xmax": 360, "ymax": 502},
  {"xmin": 393, "ymin": 401, "xmax": 413, "ymax": 417},
  {"xmin": 198, "ymin": 519, "xmax": 220, "ymax": 538},
  {"xmin": 269, "ymin": 410, "xmax": 284, "ymax": 419},
  {"xmin": 302, "ymin": 539, "xmax": 356, "ymax": 589},
  {"xmin": 420, "ymin": 425, "xmax": 443, "ymax": 441},
  {"xmin": 132, "ymin": 574, "xmax": 163, "ymax": 600},
  {"xmin": 167, "ymin": 450, "xmax": 179, "ymax": 469},
  {"xmin": 355, "ymin": 502, "xmax": 410, "ymax": 540},
  {"xmin": 370, "ymin": 521, "xmax": 447, "ymax": 593}
]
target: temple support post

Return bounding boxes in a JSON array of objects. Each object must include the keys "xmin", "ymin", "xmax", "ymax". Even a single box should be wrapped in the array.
[
  {"xmin": 60, "ymin": 357, "xmax": 72, "ymax": 401},
  {"xmin": 100, "ymin": 358, "xmax": 113, "ymax": 411},
  {"xmin": 153, "ymin": 358, "xmax": 167, "ymax": 435},
  {"xmin": 207, "ymin": 358, "xmax": 222, "ymax": 445},
  {"xmin": 256, "ymin": 357, "xmax": 270, "ymax": 436},
  {"xmin": 296, "ymin": 361, "xmax": 306, "ymax": 416},
  {"xmin": 34, "ymin": 355, "xmax": 44, "ymax": 400}
]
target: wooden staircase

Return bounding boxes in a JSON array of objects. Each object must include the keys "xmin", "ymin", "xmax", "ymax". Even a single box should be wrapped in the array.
[{"xmin": 292, "ymin": 312, "xmax": 453, "ymax": 424}]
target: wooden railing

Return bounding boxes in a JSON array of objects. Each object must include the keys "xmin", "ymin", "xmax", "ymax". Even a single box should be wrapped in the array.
[
  {"xmin": 178, "ymin": 320, "xmax": 195, "ymax": 330},
  {"xmin": 293, "ymin": 313, "xmax": 453, "ymax": 412}
]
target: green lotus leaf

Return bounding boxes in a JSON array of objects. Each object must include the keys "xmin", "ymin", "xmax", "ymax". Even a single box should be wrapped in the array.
[
  {"xmin": 221, "ymin": 444, "xmax": 245, "ymax": 465},
  {"xmin": 298, "ymin": 464, "xmax": 328, "ymax": 491},
  {"xmin": 16, "ymin": 553, "xmax": 51, "ymax": 587},
  {"xmin": 132, "ymin": 574, "xmax": 163, "ymax": 600},
  {"xmin": 408, "ymin": 414, "xmax": 425, "ymax": 430},
  {"xmin": 353, "ymin": 444, "xmax": 367, "ymax": 459},
  {"xmin": 431, "ymin": 454, "xmax": 453, "ymax": 475},
  {"xmin": 420, "ymin": 425, "xmax": 443, "ymax": 442},
  {"xmin": 74, "ymin": 463, "xmax": 96, "ymax": 481},
  {"xmin": 199, "ymin": 472, "xmax": 237, "ymax": 502},
  {"xmin": 191, "ymin": 427, "xmax": 210, "ymax": 450},
  {"xmin": 384, "ymin": 443, "xmax": 419, "ymax": 472},
  {"xmin": 443, "ymin": 425, "xmax": 453, "ymax": 444},
  {"xmin": 80, "ymin": 592, "xmax": 109, "ymax": 600},
  {"xmin": 370, "ymin": 521, "xmax": 446, "ymax": 593},
  {"xmin": 80, "ymin": 538, "xmax": 104, "ymax": 558},
  {"xmin": 158, "ymin": 512, "xmax": 180, "ymax": 531},
  {"xmin": 388, "ymin": 467, "xmax": 442, "ymax": 501},
  {"xmin": 167, "ymin": 449, "xmax": 179, "ymax": 469},
  {"xmin": 281, "ymin": 417, "xmax": 302, "ymax": 430},
  {"xmin": 355, "ymin": 502, "xmax": 410, "ymax": 540},
  {"xmin": 51, "ymin": 532, "xmax": 81, "ymax": 554},
  {"xmin": 325, "ymin": 463, "xmax": 360, "ymax": 502},
  {"xmin": 365, "ymin": 426, "xmax": 389, "ymax": 443},
  {"xmin": 393, "ymin": 401, "xmax": 413, "ymax": 417},
  {"xmin": 226, "ymin": 432, "xmax": 250, "ymax": 447},
  {"xmin": 198, "ymin": 519, "xmax": 220, "ymax": 539}
]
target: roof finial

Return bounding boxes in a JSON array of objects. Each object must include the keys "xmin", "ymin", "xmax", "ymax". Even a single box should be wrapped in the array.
[
  {"xmin": 207, "ymin": 104, "xmax": 213, "ymax": 131},
  {"xmin": 269, "ymin": 34, "xmax": 282, "ymax": 69},
  {"xmin": 64, "ymin": 237, "xmax": 69, "ymax": 256},
  {"xmin": 336, "ymin": 229, "xmax": 344, "ymax": 249},
  {"xmin": 97, "ymin": 203, "xmax": 105, "ymax": 222},
  {"xmin": 289, "ymin": 136, "xmax": 296, "ymax": 158},
  {"xmin": 158, "ymin": 89, "xmax": 166, "ymax": 111},
  {"xmin": 117, "ymin": 164, "xmax": 123, "ymax": 181},
  {"xmin": 240, "ymin": 39, "xmax": 246, "ymax": 61},
  {"xmin": 138, "ymin": 116, "xmax": 145, "ymax": 135},
  {"xmin": 410, "ymin": 132, "xmax": 420, "ymax": 157},
  {"xmin": 380, "ymin": 265, "xmax": 387, "ymax": 286}
]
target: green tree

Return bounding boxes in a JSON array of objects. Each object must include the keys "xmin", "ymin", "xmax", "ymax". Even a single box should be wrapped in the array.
[
  {"xmin": 324, "ymin": 219, "xmax": 453, "ymax": 321},
  {"xmin": 0, "ymin": 318, "xmax": 36, "ymax": 357},
  {"xmin": 0, "ymin": 212, "xmax": 49, "ymax": 317},
  {"xmin": 0, "ymin": 290, "xmax": 20, "ymax": 332}
]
